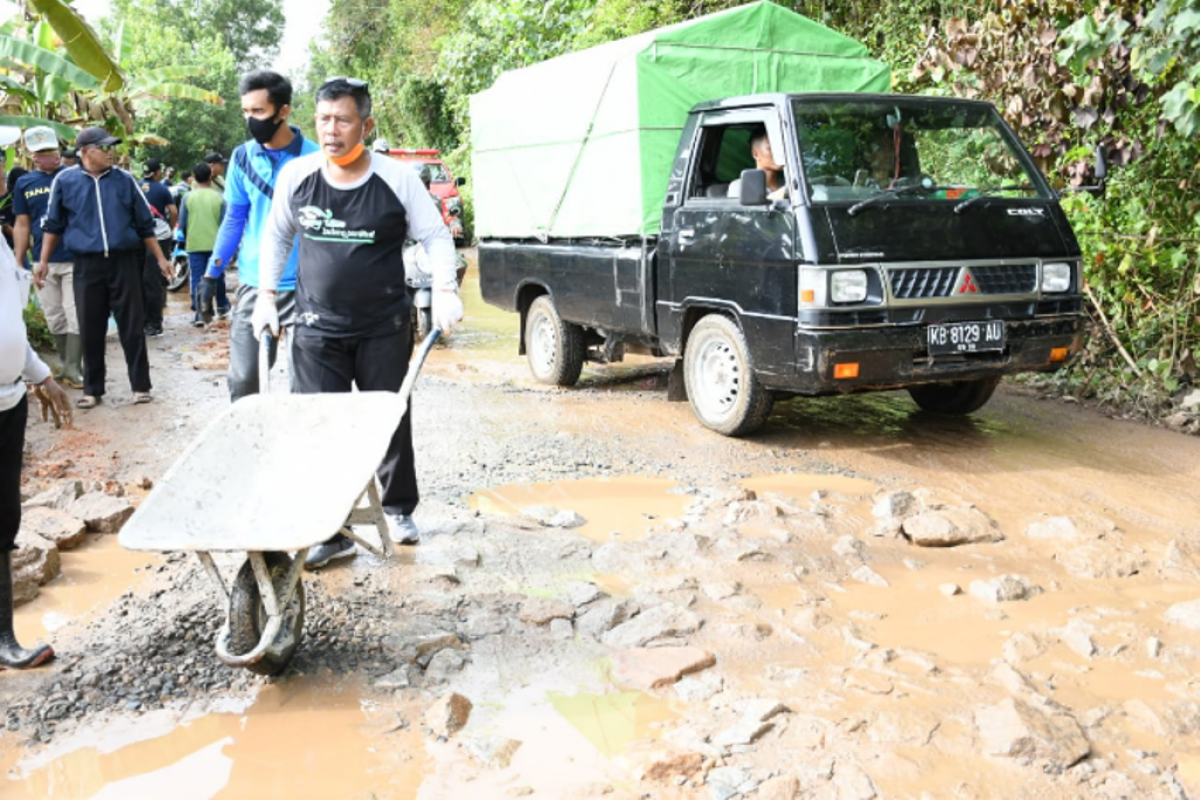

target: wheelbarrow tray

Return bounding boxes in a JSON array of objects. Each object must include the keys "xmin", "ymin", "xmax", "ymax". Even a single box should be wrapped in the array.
[{"xmin": 119, "ymin": 390, "xmax": 406, "ymax": 553}]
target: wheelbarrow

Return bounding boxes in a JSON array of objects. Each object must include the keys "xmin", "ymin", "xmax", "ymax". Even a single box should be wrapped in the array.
[{"xmin": 119, "ymin": 330, "xmax": 441, "ymax": 675}]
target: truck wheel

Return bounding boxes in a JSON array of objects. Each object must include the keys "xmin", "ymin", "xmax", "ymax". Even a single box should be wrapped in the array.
[
  {"xmin": 683, "ymin": 315, "xmax": 773, "ymax": 436},
  {"xmin": 907, "ymin": 377, "xmax": 1000, "ymax": 414},
  {"xmin": 525, "ymin": 295, "xmax": 584, "ymax": 386},
  {"xmin": 228, "ymin": 552, "xmax": 304, "ymax": 676}
]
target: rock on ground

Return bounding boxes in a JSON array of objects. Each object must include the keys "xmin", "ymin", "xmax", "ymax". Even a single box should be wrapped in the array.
[
  {"xmin": 21, "ymin": 480, "xmax": 83, "ymax": 512},
  {"xmin": 12, "ymin": 529, "xmax": 61, "ymax": 606},
  {"xmin": 969, "ymin": 574, "xmax": 1040, "ymax": 603},
  {"xmin": 518, "ymin": 596, "xmax": 575, "ymax": 626},
  {"xmin": 1163, "ymin": 599, "xmax": 1200, "ymax": 630},
  {"xmin": 602, "ymin": 604, "xmax": 701, "ymax": 649},
  {"xmin": 638, "ymin": 750, "xmax": 703, "ymax": 782},
  {"xmin": 465, "ymin": 736, "xmax": 522, "ymax": 769},
  {"xmin": 902, "ymin": 506, "xmax": 1003, "ymax": 547},
  {"xmin": 974, "ymin": 697, "xmax": 1090, "ymax": 771},
  {"xmin": 19, "ymin": 506, "xmax": 87, "ymax": 550},
  {"xmin": 424, "ymin": 692, "xmax": 473, "ymax": 738},
  {"xmin": 67, "ymin": 491, "xmax": 134, "ymax": 533},
  {"xmin": 611, "ymin": 646, "xmax": 715, "ymax": 691}
]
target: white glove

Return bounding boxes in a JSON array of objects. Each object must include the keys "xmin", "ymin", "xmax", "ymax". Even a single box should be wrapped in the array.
[
  {"xmin": 431, "ymin": 289, "xmax": 463, "ymax": 334},
  {"xmin": 251, "ymin": 292, "xmax": 280, "ymax": 341}
]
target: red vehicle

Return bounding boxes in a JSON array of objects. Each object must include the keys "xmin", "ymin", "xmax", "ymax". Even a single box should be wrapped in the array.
[{"xmin": 386, "ymin": 148, "xmax": 466, "ymax": 245}]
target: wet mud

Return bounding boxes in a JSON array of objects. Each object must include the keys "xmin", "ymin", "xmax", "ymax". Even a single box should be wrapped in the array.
[{"xmin": 4, "ymin": 252, "xmax": 1200, "ymax": 798}]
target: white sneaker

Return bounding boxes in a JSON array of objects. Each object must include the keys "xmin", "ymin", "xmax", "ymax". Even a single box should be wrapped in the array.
[{"xmin": 388, "ymin": 514, "xmax": 420, "ymax": 545}]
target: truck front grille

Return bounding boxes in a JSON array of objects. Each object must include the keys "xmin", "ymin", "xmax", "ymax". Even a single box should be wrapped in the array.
[
  {"xmin": 971, "ymin": 264, "xmax": 1038, "ymax": 294},
  {"xmin": 888, "ymin": 268, "xmax": 957, "ymax": 299},
  {"xmin": 888, "ymin": 263, "xmax": 1039, "ymax": 299}
]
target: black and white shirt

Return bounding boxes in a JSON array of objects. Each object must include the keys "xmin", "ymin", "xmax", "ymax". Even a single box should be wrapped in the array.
[{"xmin": 262, "ymin": 152, "xmax": 456, "ymax": 337}]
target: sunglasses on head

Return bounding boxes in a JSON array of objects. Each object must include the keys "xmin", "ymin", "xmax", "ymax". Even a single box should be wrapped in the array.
[{"xmin": 320, "ymin": 76, "xmax": 368, "ymax": 91}]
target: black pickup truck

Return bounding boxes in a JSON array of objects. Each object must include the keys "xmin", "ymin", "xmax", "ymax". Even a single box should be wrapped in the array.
[{"xmin": 479, "ymin": 93, "xmax": 1085, "ymax": 435}]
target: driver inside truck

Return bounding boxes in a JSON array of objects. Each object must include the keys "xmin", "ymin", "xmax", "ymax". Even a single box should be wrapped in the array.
[{"xmin": 727, "ymin": 127, "xmax": 788, "ymax": 201}]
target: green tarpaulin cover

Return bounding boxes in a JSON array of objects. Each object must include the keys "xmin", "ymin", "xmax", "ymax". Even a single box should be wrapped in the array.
[{"xmin": 470, "ymin": 0, "xmax": 890, "ymax": 239}]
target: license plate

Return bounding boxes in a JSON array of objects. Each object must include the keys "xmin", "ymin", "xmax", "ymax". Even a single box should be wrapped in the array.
[{"xmin": 927, "ymin": 320, "xmax": 1005, "ymax": 355}]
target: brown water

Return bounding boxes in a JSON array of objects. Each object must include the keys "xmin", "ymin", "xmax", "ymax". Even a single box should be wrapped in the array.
[
  {"xmin": 469, "ymin": 476, "xmax": 689, "ymax": 542},
  {"xmin": 14, "ymin": 534, "xmax": 154, "ymax": 643},
  {"xmin": 1, "ymin": 678, "xmax": 423, "ymax": 799}
]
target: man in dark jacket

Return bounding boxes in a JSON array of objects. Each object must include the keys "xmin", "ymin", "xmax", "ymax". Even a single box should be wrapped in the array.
[{"xmin": 37, "ymin": 127, "xmax": 173, "ymax": 409}]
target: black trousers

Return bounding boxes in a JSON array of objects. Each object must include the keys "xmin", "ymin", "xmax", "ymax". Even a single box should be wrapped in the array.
[
  {"xmin": 0, "ymin": 395, "xmax": 27, "ymax": 551},
  {"xmin": 142, "ymin": 238, "xmax": 170, "ymax": 328},
  {"xmin": 291, "ymin": 327, "xmax": 419, "ymax": 516},
  {"xmin": 74, "ymin": 250, "xmax": 151, "ymax": 398}
]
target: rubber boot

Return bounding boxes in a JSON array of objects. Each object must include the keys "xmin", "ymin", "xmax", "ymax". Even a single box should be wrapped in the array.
[
  {"xmin": 52, "ymin": 333, "xmax": 68, "ymax": 380},
  {"xmin": 61, "ymin": 334, "xmax": 84, "ymax": 389},
  {"xmin": 0, "ymin": 551, "xmax": 55, "ymax": 670}
]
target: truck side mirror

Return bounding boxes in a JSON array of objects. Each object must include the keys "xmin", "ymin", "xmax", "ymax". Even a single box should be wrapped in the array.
[
  {"xmin": 739, "ymin": 169, "xmax": 768, "ymax": 206},
  {"xmin": 456, "ymin": 176, "xmax": 467, "ymax": 187},
  {"xmin": 1094, "ymin": 145, "xmax": 1106, "ymax": 183}
]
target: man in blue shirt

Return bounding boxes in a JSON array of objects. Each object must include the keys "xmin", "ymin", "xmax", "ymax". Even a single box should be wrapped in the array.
[
  {"xmin": 208, "ymin": 69, "xmax": 318, "ymax": 402},
  {"xmin": 13, "ymin": 126, "xmax": 82, "ymax": 388},
  {"xmin": 138, "ymin": 158, "xmax": 178, "ymax": 337}
]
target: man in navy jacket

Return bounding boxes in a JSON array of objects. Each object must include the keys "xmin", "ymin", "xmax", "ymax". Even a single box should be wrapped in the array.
[{"xmin": 37, "ymin": 127, "xmax": 173, "ymax": 409}]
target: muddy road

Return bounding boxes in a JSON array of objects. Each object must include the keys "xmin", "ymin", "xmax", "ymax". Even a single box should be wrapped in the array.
[{"xmin": 3, "ymin": 253, "xmax": 1199, "ymax": 799}]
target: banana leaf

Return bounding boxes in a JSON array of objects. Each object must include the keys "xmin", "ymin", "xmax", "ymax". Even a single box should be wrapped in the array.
[
  {"xmin": 28, "ymin": 0, "xmax": 124, "ymax": 93},
  {"xmin": 0, "ymin": 34, "xmax": 100, "ymax": 91},
  {"xmin": 0, "ymin": 114, "xmax": 76, "ymax": 140},
  {"xmin": 0, "ymin": 73, "xmax": 37, "ymax": 103},
  {"xmin": 133, "ymin": 82, "xmax": 223, "ymax": 105},
  {"xmin": 137, "ymin": 65, "xmax": 207, "ymax": 82}
]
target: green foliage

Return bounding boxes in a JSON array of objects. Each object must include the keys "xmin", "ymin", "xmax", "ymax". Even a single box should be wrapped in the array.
[
  {"xmin": 22, "ymin": 299, "xmax": 54, "ymax": 353},
  {"xmin": 303, "ymin": 0, "xmax": 1197, "ymax": 419},
  {"xmin": 102, "ymin": 0, "xmax": 244, "ymax": 169}
]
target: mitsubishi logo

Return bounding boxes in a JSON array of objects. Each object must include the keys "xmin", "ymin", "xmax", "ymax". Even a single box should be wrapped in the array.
[{"xmin": 956, "ymin": 270, "xmax": 979, "ymax": 294}]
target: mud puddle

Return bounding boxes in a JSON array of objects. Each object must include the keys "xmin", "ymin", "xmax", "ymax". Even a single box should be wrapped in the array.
[
  {"xmin": 15, "ymin": 535, "xmax": 154, "ymax": 643},
  {"xmin": 469, "ymin": 475, "xmax": 689, "ymax": 542},
  {"xmin": 1, "ymin": 677, "xmax": 421, "ymax": 799}
]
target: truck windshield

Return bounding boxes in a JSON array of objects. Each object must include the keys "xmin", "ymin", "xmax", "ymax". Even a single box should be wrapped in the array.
[{"xmin": 793, "ymin": 98, "xmax": 1050, "ymax": 206}]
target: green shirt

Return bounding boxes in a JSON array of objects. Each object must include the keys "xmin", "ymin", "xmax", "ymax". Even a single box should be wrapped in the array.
[{"xmin": 182, "ymin": 187, "xmax": 225, "ymax": 253}]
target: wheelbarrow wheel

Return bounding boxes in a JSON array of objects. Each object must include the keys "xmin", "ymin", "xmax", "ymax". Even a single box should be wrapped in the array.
[{"xmin": 228, "ymin": 552, "xmax": 305, "ymax": 676}]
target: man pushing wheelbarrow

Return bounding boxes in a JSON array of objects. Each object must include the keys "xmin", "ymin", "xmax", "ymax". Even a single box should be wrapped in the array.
[
  {"xmin": 119, "ymin": 77, "xmax": 462, "ymax": 676},
  {"xmin": 255, "ymin": 76, "xmax": 462, "ymax": 568}
]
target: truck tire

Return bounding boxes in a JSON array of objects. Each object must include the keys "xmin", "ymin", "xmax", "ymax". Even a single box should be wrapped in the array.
[
  {"xmin": 525, "ymin": 295, "xmax": 584, "ymax": 386},
  {"xmin": 683, "ymin": 315, "xmax": 773, "ymax": 436},
  {"xmin": 907, "ymin": 377, "xmax": 1000, "ymax": 415},
  {"xmin": 228, "ymin": 552, "xmax": 304, "ymax": 676}
]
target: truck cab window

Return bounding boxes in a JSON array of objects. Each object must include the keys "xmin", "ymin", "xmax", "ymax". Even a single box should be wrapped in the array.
[{"xmin": 688, "ymin": 124, "xmax": 760, "ymax": 200}]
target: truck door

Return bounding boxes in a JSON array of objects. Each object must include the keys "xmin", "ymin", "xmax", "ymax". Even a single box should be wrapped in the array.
[{"xmin": 664, "ymin": 110, "xmax": 799, "ymax": 381}]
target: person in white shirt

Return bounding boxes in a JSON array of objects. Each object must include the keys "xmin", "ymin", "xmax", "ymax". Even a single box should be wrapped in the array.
[{"xmin": 1, "ymin": 239, "xmax": 71, "ymax": 669}]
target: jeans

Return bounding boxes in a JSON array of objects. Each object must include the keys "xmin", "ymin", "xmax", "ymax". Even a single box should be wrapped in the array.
[
  {"xmin": 188, "ymin": 252, "xmax": 229, "ymax": 315},
  {"xmin": 228, "ymin": 284, "xmax": 296, "ymax": 402}
]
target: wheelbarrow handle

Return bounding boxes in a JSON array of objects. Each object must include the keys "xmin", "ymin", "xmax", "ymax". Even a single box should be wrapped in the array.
[
  {"xmin": 397, "ymin": 328, "xmax": 441, "ymax": 406},
  {"xmin": 259, "ymin": 331, "xmax": 277, "ymax": 394},
  {"xmin": 257, "ymin": 328, "xmax": 437, "ymax": 399}
]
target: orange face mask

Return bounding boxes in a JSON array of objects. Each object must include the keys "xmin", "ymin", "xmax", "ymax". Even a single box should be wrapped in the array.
[{"xmin": 328, "ymin": 141, "xmax": 365, "ymax": 167}]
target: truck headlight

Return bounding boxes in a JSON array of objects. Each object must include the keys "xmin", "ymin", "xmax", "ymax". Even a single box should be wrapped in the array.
[
  {"xmin": 1042, "ymin": 262, "xmax": 1071, "ymax": 293},
  {"xmin": 830, "ymin": 270, "xmax": 868, "ymax": 303}
]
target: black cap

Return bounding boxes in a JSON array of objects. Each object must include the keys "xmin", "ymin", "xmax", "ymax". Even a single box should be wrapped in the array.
[
  {"xmin": 204, "ymin": 152, "xmax": 227, "ymax": 164},
  {"xmin": 75, "ymin": 127, "xmax": 122, "ymax": 148},
  {"xmin": 142, "ymin": 157, "xmax": 162, "ymax": 177}
]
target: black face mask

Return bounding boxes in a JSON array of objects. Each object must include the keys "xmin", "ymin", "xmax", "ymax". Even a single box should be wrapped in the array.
[{"xmin": 247, "ymin": 114, "xmax": 284, "ymax": 145}]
